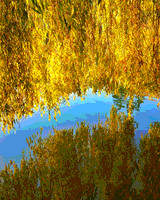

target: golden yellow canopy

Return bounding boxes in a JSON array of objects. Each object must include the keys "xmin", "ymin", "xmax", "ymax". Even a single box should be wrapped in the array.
[{"xmin": 0, "ymin": 0, "xmax": 160, "ymax": 134}]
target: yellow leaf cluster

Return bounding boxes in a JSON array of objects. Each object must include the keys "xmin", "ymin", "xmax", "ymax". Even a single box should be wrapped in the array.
[{"xmin": 0, "ymin": 0, "xmax": 160, "ymax": 134}]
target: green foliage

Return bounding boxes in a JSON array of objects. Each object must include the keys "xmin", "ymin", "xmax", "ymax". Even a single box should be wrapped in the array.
[{"xmin": 112, "ymin": 85, "xmax": 145, "ymax": 115}]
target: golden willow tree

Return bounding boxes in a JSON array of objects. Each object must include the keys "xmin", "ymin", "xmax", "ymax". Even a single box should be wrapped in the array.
[{"xmin": 0, "ymin": 0, "xmax": 160, "ymax": 134}]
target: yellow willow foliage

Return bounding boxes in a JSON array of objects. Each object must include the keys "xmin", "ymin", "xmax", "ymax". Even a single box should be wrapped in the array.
[
  {"xmin": 1, "ymin": 111, "xmax": 157, "ymax": 199},
  {"xmin": 0, "ymin": 0, "xmax": 160, "ymax": 134},
  {"xmin": 135, "ymin": 122, "xmax": 160, "ymax": 199}
]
